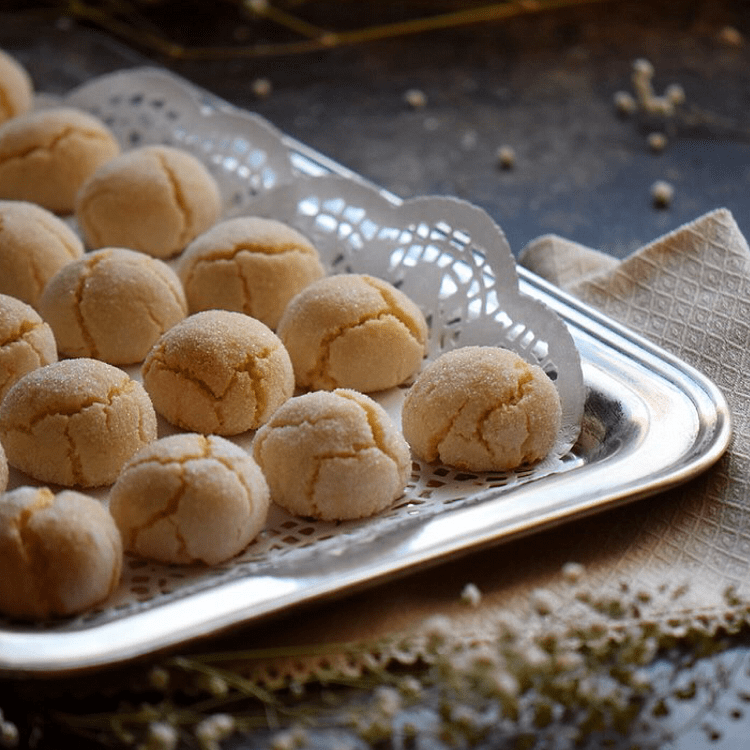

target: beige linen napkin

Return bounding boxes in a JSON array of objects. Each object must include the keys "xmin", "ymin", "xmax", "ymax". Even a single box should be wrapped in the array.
[{"xmin": 223, "ymin": 207, "xmax": 747, "ymax": 688}]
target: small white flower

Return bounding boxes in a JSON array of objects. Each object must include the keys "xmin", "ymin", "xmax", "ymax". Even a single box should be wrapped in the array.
[
  {"xmin": 252, "ymin": 78, "xmax": 273, "ymax": 98},
  {"xmin": 139, "ymin": 722, "xmax": 178, "ymax": 750},
  {"xmin": 613, "ymin": 91, "xmax": 637, "ymax": 116},
  {"xmin": 374, "ymin": 685, "xmax": 402, "ymax": 718},
  {"xmin": 404, "ymin": 89, "xmax": 428, "ymax": 108},
  {"xmin": 632, "ymin": 58, "xmax": 654, "ymax": 77},
  {"xmin": 530, "ymin": 587, "xmax": 556, "ymax": 615},
  {"xmin": 148, "ymin": 666, "xmax": 170, "ymax": 691},
  {"xmin": 460, "ymin": 582, "xmax": 482, "ymax": 607},
  {"xmin": 0, "ymin": 720, "xmax": 18, "ymax": 749},
  {"xmin": 665, "ymin": 83, "xmax": 685, "ymax": 106},
  {"xmin": 647, "ymin": 132, "xmax": 668, "ymax": 152},
  {"xmin": 495, "ymin": 145, "xmax": 516, "ymax": 169},
  {"xmin": 651, "ymin": 179, "xmax": 675, "ymax": 208},
  {"xmin": 561, "ymin": 561, "xmax": 585, "ymax": 584},
  {"xmin": 246, "ymin": 0, "xmax": 269, "ymax": 14},
  {"xmin": 195, "ymin": 714, "xmax": 235, "ymax": 750}
]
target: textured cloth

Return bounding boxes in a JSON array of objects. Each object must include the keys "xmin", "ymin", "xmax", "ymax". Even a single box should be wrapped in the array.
[{"xmin": 226, "ymin": 207, "xmax": 747, "ymax": 686}]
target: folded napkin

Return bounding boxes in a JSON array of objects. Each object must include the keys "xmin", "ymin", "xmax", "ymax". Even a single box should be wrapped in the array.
[{"xmin": 225, "ymin": 207, "xmax": 747, "ymax": 691}]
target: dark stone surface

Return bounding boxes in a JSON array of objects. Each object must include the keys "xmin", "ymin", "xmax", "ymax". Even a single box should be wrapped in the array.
[{"xmin": 3, "ymin": 1, "xmax": 750, "ymax": 258}]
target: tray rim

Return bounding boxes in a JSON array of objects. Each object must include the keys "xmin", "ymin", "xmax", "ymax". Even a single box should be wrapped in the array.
[{"xmin": 0, "ymin": 69, "xmax": 733, "ymax": 679}]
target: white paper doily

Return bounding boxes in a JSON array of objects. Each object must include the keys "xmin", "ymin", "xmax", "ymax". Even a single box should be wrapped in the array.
[{"xmin": 1, "ymin": 67, "xmax": 584, "ymax": 634}]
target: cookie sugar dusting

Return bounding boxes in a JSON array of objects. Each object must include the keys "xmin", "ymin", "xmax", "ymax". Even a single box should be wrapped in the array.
[
  {"xmin": 402, "ymin": 346, "xmax": 562, "ymax": 471},
  {"xmin": 253, "ymin": 388, "xmax": 411, "ymax": 521},
  {"xmin": 0, "ymin": 358, "xmax": 157, "ymax": 487},
  {"xmin": 110, "ymin": 433, "xmax": 270, "ymax": 565}
]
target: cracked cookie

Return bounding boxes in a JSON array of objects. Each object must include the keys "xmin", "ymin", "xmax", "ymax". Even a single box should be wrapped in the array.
[
  {"xmin": 0, "ymin": 200, "xmax": 84, "ymax": 307},
  {"xmin": 110, "ymin": 433, "xmax": 270, "ymax": 565},
  {"xmin": 0, "ymin": 49, "xmax": 33, "ymax": 124},
  {"xmin": 141, "ymin": 309, "xmax": 294, "ymax": 435},
  {"xmin": 39, "ymin": 246, "xmax": 188, "ymax": 365},
  {"xmin": 277, "ymin": 273, "xmax": 428, "ymax": 393},
  {"xmin": 75, "ymin": 144, "xmax": 222, "ymax": 258},
  {"xmin": 253, "ymin": 388, "xmax": 411, "ymax": 520},
  {"xmin": 0, "ymin": 486, "xmax": 122, "ymax": 619},
  {"xmin": 0, "ymin": 106, "xmax": 120, "ymax": 213},
  {"xmin": 0, "ymin": 293, "xmax": 57, "ymax": 402},
  {"xmin": 401, "ymin": 346, "xmax": 562, "ymax": 471},
  {"xmin": 179, "ymin": 216, "xmax": 325, "ymax": 330},
  {"xmin": 0, "ymin": 358, "xmax": 157, "ymax": 487}
]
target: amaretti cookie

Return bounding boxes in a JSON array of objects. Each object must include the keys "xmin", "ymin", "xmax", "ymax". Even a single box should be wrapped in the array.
[
  {"xmin": 75, "ymin": 144, "xmax": 222, "ymax": 258},
  {"xmin": 401, "ymin": 346, "xmax": 562, "ymax": 471},
  {"xmin": 179, "ymin": 216, "xmax": 325, "ymax": 329},
  {"xmin": 39, "ymin": 247, "xmax": 187, "ymax": 365},
  {"xmin": 0, "ymin": 358, "xmax": 157, "ymax": 487},
  {"xmin": 253, "ymin": 388, "xmax": 411, "ymax": 520},
  {"xmin": 0, "ymin": 293, "xmax": 57, "ymax": 401},
  {"xmin": 277, "ymin": 273, "xmax": 428, "ymax": 393},
  {"xmin": 0, "ymin": 486, "xmax": 122, "ymax": 619},
  {"xmin": 0, "ymin": 107, "xmax": 120, "ymax": 213},
  {"xmin": 110, "ymin": 433, "xmax": 270, "ymax": 565},
  {"xmin": 0, "ymin": 200, "xmax": 84, "ymax": 307},
  {"xmin": 142, "ymin": 310, "xmax": 294, "ymax": 435},
  {"xmin": 0, "ymin": 49, "xmax": 33, "ymax": 123}
]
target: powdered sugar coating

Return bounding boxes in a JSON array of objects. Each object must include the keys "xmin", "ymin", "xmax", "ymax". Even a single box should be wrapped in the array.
[
  {"xmin": 179, "ymin": 216, "xmax": 325, "ymax": 330},
  {"xmin": 0, "ymin": 486, "xmax": 122, "ymax": 619},
  {"xmin": 253, "ymin": 388, "xmax": 411, "ymax": 520},
  {"xmin": 0, "ymin": 293, "xmax": 57, "ymax": 402},
  {"xmin": 142, "ymin": 310, "xmax": 294, "ymax": 435},
  {"xmin": 0, "ymin": 358, "xmax": 157, "ymax": 487},
  {"xmin": 39, "ymin": 247, "xmax": 187, "ymax": 365},
  {"xmin": 75, "ymin": 144, "xmax": 222, "ymax": 258},
  {"xmin": 0, "ymin": 107, "xmax": 120, "ymax": 213},
  {"xmin": 402, "ymin": 346, "xmax": 562, "ymax": 471},
  {"xmin": 277, "ymin": 273, "xmax": 428, "ymax": 393},
  {"xmin": 110, "ymin": 433, "xmax": 270, "ymax": 565}
]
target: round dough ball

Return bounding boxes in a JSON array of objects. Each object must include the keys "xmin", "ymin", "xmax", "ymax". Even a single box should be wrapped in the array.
[
  {"xmin": 110, "ymin": 433, "xmax": 270, "ymax": 565},
  {"xmin": 142, "ymin": 310, "xmax": 294, "ymax": 435},
  {"xmin": 0, "ymin": 293, "xmax": 57, "ymax": 402},
  {"xmin": 0, "ymin": 200, "xmax": 84, "ymax": 307},
  {"xmin": 0, "ymin": 358, "xmax": 157, "ymax": 487},
  {"xmin": 179, "ymin": 216, "xmax": 325, "ymax": 330},
  {"xmin": 0, "ymin": 486, "xmax": 122, "ymax": 619},
  {"xmin": 0, "ymin": 49, "xmax": 33, "ymax": 123},
  {"xmin": 0, "ymin": 107, "xmax": 120, "ymax": 213},
  {"xmin": 402, "ymin": 346, "xmax": 562, "ymax": 471},
  {"xmin": 253, "ymin": 388, "xmax": 411, "ymax": 520},
  {"xmin": 39, "ymin": 247, "xmax": 188, "ymax": 365},
  {"xmin": 277, "ymin": 274, "xmax": 428, "ymax": 393},
  {"xmin": 75, "ymin": 144, "xmax": 222, "ymax": 258}
]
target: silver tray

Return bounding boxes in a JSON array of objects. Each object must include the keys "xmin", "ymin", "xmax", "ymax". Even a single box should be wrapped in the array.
[{"xmin": 0, "ymin": 69, "xmax": 731, "ymax": 678}]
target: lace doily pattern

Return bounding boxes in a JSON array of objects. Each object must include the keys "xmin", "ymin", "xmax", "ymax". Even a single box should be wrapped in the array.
[
  {"xmin": 65, "ymin": 67, "xmax": 296, "ymax": 214},
  {"xmin": 0, "ymin": 69, "xmax": 585, "ymax": 644}
]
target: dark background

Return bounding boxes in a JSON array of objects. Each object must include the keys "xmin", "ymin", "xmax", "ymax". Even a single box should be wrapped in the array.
[
  {"xmin": 3, "ymin": 0, "xmax": 750, "ymax": 259},
  {"xmin": 2, "ymin": 2, "xmax": 750, "ymax": 748}
]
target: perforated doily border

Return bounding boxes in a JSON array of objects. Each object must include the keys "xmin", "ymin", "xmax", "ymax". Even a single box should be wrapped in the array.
[{"xmin": 1, "ymin": 66, "xmax": 584, "ymax": 638}]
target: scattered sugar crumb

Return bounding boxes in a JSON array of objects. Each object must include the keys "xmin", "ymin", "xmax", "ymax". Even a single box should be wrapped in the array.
[
  {"xmin": 404, "ymin": 88, "xmax": 428, "ymax": 108},
  {"xmin": 496, "ymin": 144, "xmax": 516, "ymax": 169},
  {"xmin": 651, "ymin": 179, "xmax": 674, "ymax": 208},
  {"xmin": 647, "ymin": 131, "xmax": 668, "ymax": 152},
  {"xmin": 251, "ymin": 77, "xmax": 272, "ymax": 98}
]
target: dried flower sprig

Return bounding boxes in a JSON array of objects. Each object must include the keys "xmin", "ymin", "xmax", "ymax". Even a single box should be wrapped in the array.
[
  {"xmin": 46, "ymin": 0, "xmax": 612, "ymax": 60},
  {"xmin": 42, "ymin": 567, "xmax": 750, "ymax": 749}
]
